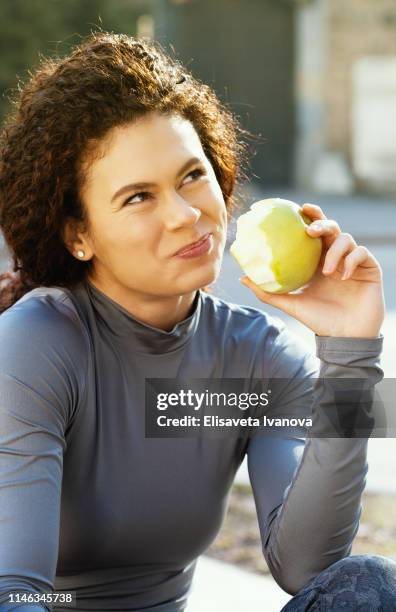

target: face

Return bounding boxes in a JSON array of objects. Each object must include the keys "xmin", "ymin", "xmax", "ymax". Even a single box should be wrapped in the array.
[{"xmin": 67, "ymin": 112, "xmax": 227, "ymax": 300}]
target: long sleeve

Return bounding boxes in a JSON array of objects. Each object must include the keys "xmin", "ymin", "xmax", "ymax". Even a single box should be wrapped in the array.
[
  {"xmin": 247, "ymin": 325, "xmax": 383, "ymax": 595},
  {"xmin": 0, "ymin": 293, "xmax": 88, "ymax": 611}
]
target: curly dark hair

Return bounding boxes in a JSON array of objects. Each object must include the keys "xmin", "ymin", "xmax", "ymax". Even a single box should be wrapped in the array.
[{"xmin": 0, "ymin": 31, "xmax": 250, "ymax": 313}]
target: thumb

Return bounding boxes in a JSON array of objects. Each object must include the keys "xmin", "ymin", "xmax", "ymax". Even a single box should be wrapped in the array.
[{"xmin": 239, "ymin": 276, "xmax": 299, "ymax": 314}]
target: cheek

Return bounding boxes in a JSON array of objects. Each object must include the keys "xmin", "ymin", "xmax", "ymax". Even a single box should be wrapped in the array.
[
  {"xmin": 201, "ymin": 181, "xmax": 226, "ymax": 217},
  {"xmin": 116, "ymin": 218, "xmax": 164, "ymax": 263},
  {"xmin": 90, "ymin": 214, "xmax": 146, "ymax": 255},
  {"xmin": 209, "ymin": 178, "xmax": 225, "ymax": 203},
  {"xmin": 213, "ymin": 195, "xmax": 228, "ymax": 232}
]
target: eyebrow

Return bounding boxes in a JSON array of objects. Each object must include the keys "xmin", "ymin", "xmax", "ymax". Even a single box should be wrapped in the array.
[{"xmin": 110, "ymin": 156, "xmax": 203, "ymax": 203}]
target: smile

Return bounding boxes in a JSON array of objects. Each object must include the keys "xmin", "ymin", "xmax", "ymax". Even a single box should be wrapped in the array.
[{"xmin": 173, "ymin": 233, "xmax": 213, "ymax": 259}]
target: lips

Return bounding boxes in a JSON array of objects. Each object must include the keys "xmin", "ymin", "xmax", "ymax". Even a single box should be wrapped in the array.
[{"xmin": 173, "ymin": 232, "xmax": 211, "ymax": 256}]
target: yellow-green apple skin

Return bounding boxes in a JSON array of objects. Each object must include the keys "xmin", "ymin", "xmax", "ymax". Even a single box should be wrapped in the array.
[{"xmin": 229, "ymin": 198, "xmax": 323, "ymax": 293}]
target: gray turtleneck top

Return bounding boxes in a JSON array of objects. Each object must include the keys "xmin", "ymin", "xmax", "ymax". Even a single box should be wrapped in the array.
[{"xmin": 0, "ymin": 280, "xmax": 383, "ymax": 611}]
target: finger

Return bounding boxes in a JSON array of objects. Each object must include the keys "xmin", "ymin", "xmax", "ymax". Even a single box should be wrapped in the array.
[
  {"xmin": 301, "ymin": 203, "xmax": 327, "ymax": 221},
  {"xmin": 342, "ymin": 245, "xmax": 380, "ymax": 280},
  {"xmin": 321, "ymin": 232, "xmax": 357, "ymax": 275},
  {"xmin": 305, "ymin": 218, "xmax": 342, "ymax": 248}
]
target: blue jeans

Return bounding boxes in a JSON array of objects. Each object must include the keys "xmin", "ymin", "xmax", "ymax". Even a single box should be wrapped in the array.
[{"xmin": 280, "ymin": 554, "xmax": 396, "ymax": 611}]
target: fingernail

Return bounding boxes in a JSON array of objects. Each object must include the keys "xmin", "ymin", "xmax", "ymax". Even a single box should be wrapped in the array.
[{"xmin": 310, "ymin": 222, "xmax": 321, "ymax": 231}]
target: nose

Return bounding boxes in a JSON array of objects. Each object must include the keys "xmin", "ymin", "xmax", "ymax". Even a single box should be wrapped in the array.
[{"xmin": 160, "ymin": 191, "xmax": 201, "ymax": 230}]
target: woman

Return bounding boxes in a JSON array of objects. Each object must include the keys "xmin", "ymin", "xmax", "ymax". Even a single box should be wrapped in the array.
[{"xmin": 0, "ymin": 32, "xmax": 395, "ymax": 612}]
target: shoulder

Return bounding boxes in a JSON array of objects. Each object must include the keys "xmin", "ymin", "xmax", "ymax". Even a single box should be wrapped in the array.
[
  {"xmin": 200, "ymin": 289, "xmax": 286, "ymax": 345},
  {"xmin": 0, "ymin": 287, "xmax": 89, "ymax": 409},
  {"xmin": 0, "ymin": 285, "xmax": 88, "ymax": 351},
  {"xmin": 200, "ymin": 290, "xmax": 318, "ymax": 377}
]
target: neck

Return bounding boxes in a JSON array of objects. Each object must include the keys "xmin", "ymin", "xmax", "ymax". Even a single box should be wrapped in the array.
[{"xmin": 86, "ymin": 277, "xmax": 197, "ymax": 332}]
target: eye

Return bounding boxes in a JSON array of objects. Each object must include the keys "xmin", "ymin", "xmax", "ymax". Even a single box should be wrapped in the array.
[
  {"xmin": 182, "ymin": 167, "xmax": 206, "ymax": 184},
  {"xmin": 123, "ymin": 191, "xmax": 152, "ymax": 206}
]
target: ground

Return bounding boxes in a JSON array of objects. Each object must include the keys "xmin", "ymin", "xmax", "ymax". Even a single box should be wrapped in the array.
[{"xmin": 207, "ymin": 482, "xmax": 396, "ymax": 575}]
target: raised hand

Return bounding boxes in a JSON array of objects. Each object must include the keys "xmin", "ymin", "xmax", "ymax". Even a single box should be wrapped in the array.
[{"xmin": 239, "ymin": 203, "xmax": 385, "ymax": 338}]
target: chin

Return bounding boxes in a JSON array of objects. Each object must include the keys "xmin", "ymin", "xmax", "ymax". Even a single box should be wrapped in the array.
[{"xmin": 181, "ymin": 262, "xmax": 220, "ymax": 294}]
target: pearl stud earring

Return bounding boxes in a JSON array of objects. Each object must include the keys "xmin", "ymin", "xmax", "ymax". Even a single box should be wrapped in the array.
[{"xmin": 77, "ymin": 250, "xmax": 85, "ymax": 258}]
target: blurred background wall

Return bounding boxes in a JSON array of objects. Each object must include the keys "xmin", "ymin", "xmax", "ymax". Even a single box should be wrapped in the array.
[{"xmin": 1, "ymin": 0, "xmax": 396, "ymax": 194}]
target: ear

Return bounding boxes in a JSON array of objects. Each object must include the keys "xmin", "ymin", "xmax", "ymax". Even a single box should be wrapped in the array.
[{"xmin": 62, "ymin": 217, "xmax": 94, "ymax": 261}]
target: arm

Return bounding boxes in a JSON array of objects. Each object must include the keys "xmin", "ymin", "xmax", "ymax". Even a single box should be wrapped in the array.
[
  {"xmin": 247, "ymin": 327, "xmax": 383, "ymax": 595},
  {"xmin": 0, "ymin": 293, "xmax": 87, "ymax": 610}
]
